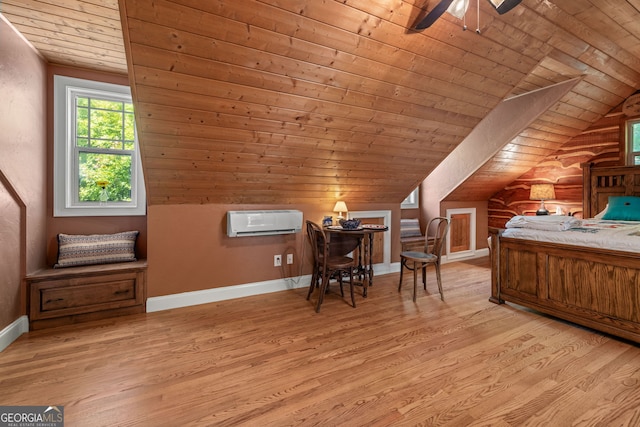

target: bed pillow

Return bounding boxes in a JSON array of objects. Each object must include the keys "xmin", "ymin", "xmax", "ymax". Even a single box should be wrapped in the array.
[
  {"xmin": 400, "ymin": 219, "xmax": 422, "ymax": 239},
  {"xmin": 55, "ymin": 231, "xmax": 139, "ymax": 268},
  {"xmin": 594, "ymin": 204, "xmax": 608, "ymax": 219},
  {"xmin": 601, "ymin": 197, "xmax": 640, "ymax": 221}
]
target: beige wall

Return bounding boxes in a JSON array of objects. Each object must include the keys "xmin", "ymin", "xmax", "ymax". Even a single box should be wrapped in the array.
[
  {"xmin": 147, "ymin": 203, "xmax": 400, "ymax": 297},
  {"xmin": 0, "ymin": 17, "xmax": 48, "ymax": 329}
]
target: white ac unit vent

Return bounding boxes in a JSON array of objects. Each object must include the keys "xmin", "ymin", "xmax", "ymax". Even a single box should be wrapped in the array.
[{"xmin": 227, "ymin": 210, "xmax": 303, "ymax": 237}]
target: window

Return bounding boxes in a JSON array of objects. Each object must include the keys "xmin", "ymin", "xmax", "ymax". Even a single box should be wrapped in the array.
[
  {"xmin": 627, "ymin": 118, "xmax": 640, "ymax": 166},
  {"xmin": 401, "ymin": 187, "xmax": 419, "ymax": 209},
  {"xmin": 54, "ymin": 76, "xmax": 145, "ymax": 216}
]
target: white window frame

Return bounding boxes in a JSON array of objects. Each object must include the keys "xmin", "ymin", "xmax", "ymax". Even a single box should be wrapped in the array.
[
  {"xmin": 53, "ymin": 75, "xmax": 146, "ymax": 217},
  {"xmin": 401, "ymin": 187, "xmax": 419, "ymax": 209},
  {"xmin": 626, "ymin": 118, "xmax": 640, "ymax": 166}
]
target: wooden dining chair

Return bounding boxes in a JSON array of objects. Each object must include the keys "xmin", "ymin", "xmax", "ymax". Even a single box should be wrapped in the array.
[
  {"xmin": 398, "ymin": 216, "xmax": 450, "ymax": 302},
  {"xmin": 306, "ymin": 220, "xmax": 356, "ymax": 312}
]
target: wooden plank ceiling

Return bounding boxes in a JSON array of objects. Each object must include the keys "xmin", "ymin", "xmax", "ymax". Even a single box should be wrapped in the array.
[
  {"xmin": 1, "ymin": 0, "xmax": 127, "ymax": 73},
  {"xmin": 2, "ymin": 0, "xmax": 640, "ymax": 206}
]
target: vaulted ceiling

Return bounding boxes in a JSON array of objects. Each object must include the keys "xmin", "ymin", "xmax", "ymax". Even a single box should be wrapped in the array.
[{"xmin": 2, "ymin": 0, "xmax": 639, "ymax": 206}]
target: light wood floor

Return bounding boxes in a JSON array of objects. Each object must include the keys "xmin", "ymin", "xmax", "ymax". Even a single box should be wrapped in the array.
[{"xmin": 2, "ymin": 257, "xmax": 640, "ymax": 426}]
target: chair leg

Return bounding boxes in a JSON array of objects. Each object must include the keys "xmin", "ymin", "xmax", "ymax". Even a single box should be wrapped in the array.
[
  {"xmin": 435, "ymin": 262, "xmax": 444, "ymax": 301},
  {"xmin": 412, "ymin": 261, "xmax": 418, "ymax": 302},
  {"xmin": 316, "ymin": 275, "xmax": 330, "ymax": 312},
  {"xmin": 349, "ymin": 268, "xmax": 356, "ymax": 308},
  {"xmin": 307, "ymin": 269, "xmax": 318, "ymax": 300},
  {"xmin": 422, "ymin": 264, "xmax": 427, "ymax": 290},
  {"xmin": 398, "ymin": 258, "xmax": 405, "ymax": 292}
]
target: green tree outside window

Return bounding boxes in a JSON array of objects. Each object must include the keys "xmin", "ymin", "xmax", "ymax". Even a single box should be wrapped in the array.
[{"xmin": 75, "ymin": 96, "xmax": 136, "ymax": 202}]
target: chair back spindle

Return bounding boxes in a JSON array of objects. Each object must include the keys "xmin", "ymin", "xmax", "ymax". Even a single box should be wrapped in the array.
[
  {"xmin": 425, "ymin": 217, "xmax": 450, "ymax": 258},
  {"xmin": 399, "ymin": 217, "xmax": 450, "ymax": 302}
]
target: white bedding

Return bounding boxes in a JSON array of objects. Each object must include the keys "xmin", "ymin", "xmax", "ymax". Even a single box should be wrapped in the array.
[
  {"xmin": 505, "ymin": 215, "xmax": 580, "ymax": 231},
  {"xmin": 501, "ymin": 217, "xmax": 640, "ymax": 252}
]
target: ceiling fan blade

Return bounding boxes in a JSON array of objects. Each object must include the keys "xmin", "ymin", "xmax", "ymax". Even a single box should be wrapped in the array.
[{"xmin": 414, "ymin": 0, "xmax": 456, "ymax": 30}]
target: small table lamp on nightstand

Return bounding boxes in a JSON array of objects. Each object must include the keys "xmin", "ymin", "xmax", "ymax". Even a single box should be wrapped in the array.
[
  {"xmin": 333, "ymin": 201, "xmax": 348, "ymax": 221},
  {"xmin": 530, "ymin": 184, "xmax": 555, "ymax": 216}
]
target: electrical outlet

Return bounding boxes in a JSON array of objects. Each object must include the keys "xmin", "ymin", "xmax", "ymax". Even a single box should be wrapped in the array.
[
  {"xmin": 287, "ymin": 254, "xmax": 293, "ymax": 265},
  {"xmin": 274, "ymin": 255, "xmax": 282, "ymax": 267}
]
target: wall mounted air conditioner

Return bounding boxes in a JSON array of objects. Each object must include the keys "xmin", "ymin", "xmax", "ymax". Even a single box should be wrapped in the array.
[{"xmin": 227, "ymin": 210, "xmax": 303, "ymax": 237}]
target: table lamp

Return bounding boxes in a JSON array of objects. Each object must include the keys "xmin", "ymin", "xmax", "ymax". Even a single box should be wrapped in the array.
[
  {"xmin": 333, "ymin": 201, "xmax": 348, "ymax": 220},
  {"xmin": 530, "ymin": 184, "xmax": 555, "ymax": 215}
]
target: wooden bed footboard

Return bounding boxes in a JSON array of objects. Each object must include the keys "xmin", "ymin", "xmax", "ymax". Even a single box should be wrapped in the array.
[
  {"xmin": 489, "ymin": 227, "xmax": 640, "ymax": 344},
  {"xmin": 489, "ymin": 164, "xmax": 640, "ymax": 343}
]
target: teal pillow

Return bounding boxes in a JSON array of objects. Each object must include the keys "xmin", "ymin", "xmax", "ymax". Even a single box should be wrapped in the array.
[{"xmin": 601, "ymin": 196, "xmax": 640, "ymax": 221}]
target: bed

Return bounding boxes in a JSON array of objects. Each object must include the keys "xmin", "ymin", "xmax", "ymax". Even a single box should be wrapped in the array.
[{"xmin": 489, "ymin": 163, "xmax": 640, "ymax": 344}]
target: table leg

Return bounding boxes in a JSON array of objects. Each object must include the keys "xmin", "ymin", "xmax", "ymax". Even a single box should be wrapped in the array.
[
  {"xmin": 360, "ymin": 233, "xmax": 376, "ymax": 297},
  {"xmin": 357, "ymin": 236, "xmax": 365, "ymax": 282},
  {"xmin": 361, "ymin": 235, "xmax": 368, "ymax": 297},
  {"xmin": 368, "ymin": 233, "xmax": 375, "ymax": 287}
]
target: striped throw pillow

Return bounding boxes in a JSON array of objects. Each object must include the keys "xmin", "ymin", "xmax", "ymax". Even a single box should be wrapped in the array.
[
  {"xmin": 55, "ymin": 231, "xmax": 138, "ymax": 268},
  {"xmin": 400, "ymin": 219, "xmax": 422, "ymax": 239}
]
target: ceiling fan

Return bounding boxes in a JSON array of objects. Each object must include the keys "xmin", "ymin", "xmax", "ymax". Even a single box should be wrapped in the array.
[{"xmin": 414, "ymin": 0, "xmax": 523, "ymax": 30}]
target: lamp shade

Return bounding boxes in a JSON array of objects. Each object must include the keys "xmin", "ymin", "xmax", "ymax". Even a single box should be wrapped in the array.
[
  {"xmin": 530, "ymin": 184, "xmax": 555, "ymax": 201},
  {"xmin": 447, "ymin": 0, "xmax": 469, "ymax": 19},
  {"xmin": 333, "ymin": 201, "xmax": 348, "ymax": 214}
]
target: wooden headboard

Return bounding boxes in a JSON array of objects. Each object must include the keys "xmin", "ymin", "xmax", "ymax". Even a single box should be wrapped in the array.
[{"xmin": 582, "ymin": 163, "xmax": 640, "ymax": 218}]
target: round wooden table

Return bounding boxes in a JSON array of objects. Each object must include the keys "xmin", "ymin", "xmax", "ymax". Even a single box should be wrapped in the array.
[{"xmin": 323, "ymin": 224, "xmax": 388, "ymax": 297}]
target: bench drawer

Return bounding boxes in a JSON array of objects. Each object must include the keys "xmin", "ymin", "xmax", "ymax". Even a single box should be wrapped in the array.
[
  {"xmin": 27, "ymin": 261, "xmax": 147, "ymax": 329},
  {"xmin": 37, "ymin": 274, "xmax": 139, "ymax": 313}
]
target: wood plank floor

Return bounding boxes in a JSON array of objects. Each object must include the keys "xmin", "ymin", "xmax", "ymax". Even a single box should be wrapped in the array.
[{"xmin": 2, "ymin": 257, "xmax": 640, "ymax": 426}]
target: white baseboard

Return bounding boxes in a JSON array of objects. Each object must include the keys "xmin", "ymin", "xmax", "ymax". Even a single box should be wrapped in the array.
[
  {"xmin": 146, "ymin": 252, "xmax": 489, "ymax": 313},
  {"xmin": 147, "ymin": 275, "xmax": 312, "ymax": 312},
  {"xmin": 391, "ymin": 249, "xmax": 489, "ymax": 271},
  {"xmin": 0, "ymin": 315, "xmax": 29, "ymax": 353},
  {"xmin": 443, "ymin": 248, "xmax": 490, "ymax": 263},
  {"xmin": 388, "ymin": 262, "xmax": 401, "ymax": 274}
]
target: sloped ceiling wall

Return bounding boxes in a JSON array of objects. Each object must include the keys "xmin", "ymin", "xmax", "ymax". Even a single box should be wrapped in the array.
[
  {"xmin": 117, "ymin": 0, "xmax": 640, "ymax": 206},
  {"xmin": 1, "ymin": 0, "xmax": 127, "ymax": 73},
  {"xmin": 2, "ymin": 0, "xmax": 640, "ymax": 206}
]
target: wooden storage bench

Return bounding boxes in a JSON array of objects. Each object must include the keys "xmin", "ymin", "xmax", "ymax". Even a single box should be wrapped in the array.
[{"xmin": 26, "ymin": 260, "xmax": 147, "ymax": 330}]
